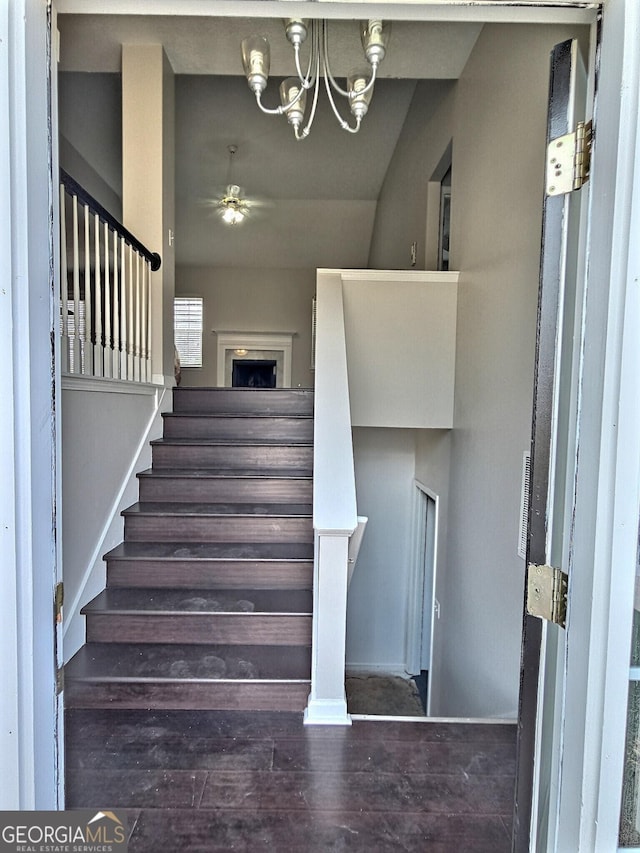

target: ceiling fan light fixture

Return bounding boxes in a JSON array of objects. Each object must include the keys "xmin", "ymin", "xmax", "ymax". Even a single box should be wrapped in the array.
[{"xmin": 218, "ymin": 149, "xmax": 249, "ymax": 226}]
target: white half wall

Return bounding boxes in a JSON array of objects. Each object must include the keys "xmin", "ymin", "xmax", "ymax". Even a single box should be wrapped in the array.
[
  {"xmin": 346, "ymin": 428, "xmax": 416, "ymax": 672},
  {"xmin": 341, "ymin": 270, "xmax": 458, "ymax": 428},
  {"xmin": 61, "ymin": 381, "xmax": 170, "ymax": 659},
  {"xmin": 176, "ymin": 266, "xmax": 316, "ymax": 389}
]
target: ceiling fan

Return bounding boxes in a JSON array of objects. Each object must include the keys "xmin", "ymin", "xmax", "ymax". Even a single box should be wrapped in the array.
[{"xmin": 207, "ymin": 144, "xmax": 270, "ymax": 226}]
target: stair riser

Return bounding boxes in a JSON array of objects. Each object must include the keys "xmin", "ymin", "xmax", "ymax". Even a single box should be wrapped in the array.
[
  {"xmin": 173, "ymin": 388, "xmax": 314, "ymax": 415},
  {"xmin": 124, "ymin": 516, "xmax": 313, "ymax": 543},
  {"xmin": 65, "ymin": 681, "xmax": 310, "ymax": 711},
  {"xmin": 138, "ymin": 477, "xmax": 313, "ymax": 504},
  {"xmin": 163, "ymin": 416, "xmax": 313, "ymax": 442},
  {"xmin": 106, "ymin": 560, "xmax": 313, "ymax": 589},
  {"xmin": 85, "ymin": 614, "xmax": 312, "ymax": 645},
  {"xmin": 152, "ymin": 444, "xmax": 313, "ymax": 471}
]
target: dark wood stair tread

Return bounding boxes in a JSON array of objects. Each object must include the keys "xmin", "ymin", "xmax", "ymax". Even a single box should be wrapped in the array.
[
  {"xmin": 82, "ymin": 588, "xmax": 313, "ymax": 615},
  {"xmin": 65, "ymin": 643, "xmax": 311, "ymax": 681},
  {"xmin": 105, "ymin": 541, "xmax": 314, "ymax": 562},
  {"xmin": 151, "ymin": 438, "xmax": 313, "ymax": 447},
  {"xmin": 137, "ymin": 468, "xmax": 312, "ymax": 480},
  {"xmin": 122, "ymin": 502, "xmax": 312, "ymax": 518},
  {"xmin": 163, "ymin": 411, "xmax": 313, "ymax": 419}
]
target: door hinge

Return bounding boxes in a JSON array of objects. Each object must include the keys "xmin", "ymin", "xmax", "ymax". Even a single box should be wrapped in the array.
[
  {"xmin": 546, "ymin": 120, "xmax": 592, "ymax": 196},
  {"xmin": 54, "ymin": 582, "xmax": 64, "ymax": 624},
  {"xmin": 527, "ymin": 563, "xmax": 568, "ymax": 628},
  {"xmin": 56, "ymin": 666, "xmax": 64, "ymax": 695}
]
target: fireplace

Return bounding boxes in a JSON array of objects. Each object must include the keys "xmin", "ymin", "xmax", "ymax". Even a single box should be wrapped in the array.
[
  {"xmin": 215, "ymin": 332, "xmax": 295, "ymax": 388},
  {"xmin": 232, "ymin": 359, "xmax": 277, "ymax": 388}
]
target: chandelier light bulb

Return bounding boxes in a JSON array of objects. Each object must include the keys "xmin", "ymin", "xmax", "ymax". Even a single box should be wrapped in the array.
[
  {"xmin": 361, "ymin": 20, "xmax": 391, "ymax": 66},
  {"xmin": 348, "ymin": 70, "xmax": 374, "ymax": 119},
  {"xmin": 241, "ymin": 36, "xmax": 270, "ymax": 94},
  {"xmin": 280, "ymin": 78, "xmax": 307, "ymax": 129}
]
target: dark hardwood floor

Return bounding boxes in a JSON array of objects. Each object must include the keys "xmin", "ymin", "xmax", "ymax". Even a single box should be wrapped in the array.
[{"xmin": 65, "ymin": 709, "xmax": 516, "ymax": 852}]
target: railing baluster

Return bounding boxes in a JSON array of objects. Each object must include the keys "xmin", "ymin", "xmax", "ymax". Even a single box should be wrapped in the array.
[
  {"xmin": 83, "ymin": 204, "xmax": 93, "ymax": 376},
  {"xmin": 103, "ymin": 221, "xmax": 112, "ymax": 379},
  {"xmin": 120, "ymin": 236, "xmax": 128, "ymax": 380},
  {"xmin": 146, "ymin": 259, "xmax": 153, "ymax": 382},
  {"xmin": 59, "ymin": 185, "xmax": 69, "ymax": 373},
  {"xmin": 93, "ymin": 213, "xmax": 103, "ymax": 377},
  {"xmin": 139, "ymin": 253, "xmax": 147, "ymax": 382},
  {"xmin": 72, "ymin": 195, "xmax": 81, "ymax": 374},
  {"xmin": 112, "ymin": 229, "xmax": 120, "ymax": 379},
  {"xmin": 128, "ymin": 243, "xmax": 135, "ymax": 380},
  {"xmin": 134, "ymin": 251, "xmax": 141, "ymax": 382}
]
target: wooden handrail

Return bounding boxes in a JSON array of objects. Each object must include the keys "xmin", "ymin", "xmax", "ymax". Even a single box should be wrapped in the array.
[{"xmin": 60, "ymin": 169, "xmax": 161, "ymax": 271}]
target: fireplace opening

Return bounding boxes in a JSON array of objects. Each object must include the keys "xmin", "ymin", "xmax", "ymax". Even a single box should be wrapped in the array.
[{"xmin": 232, "ymin": 359, "xmax": 277, "ymax": 388}]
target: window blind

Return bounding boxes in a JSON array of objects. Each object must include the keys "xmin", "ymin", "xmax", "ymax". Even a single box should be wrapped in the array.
[{"xmin": 174, "ymin": 297, "xmax": 203, "ymax": 367}]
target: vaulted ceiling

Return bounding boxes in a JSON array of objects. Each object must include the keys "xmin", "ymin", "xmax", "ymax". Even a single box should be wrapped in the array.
[{"xmin": 58, "ymin": 15, "xmax": 482, "ymax": 269}]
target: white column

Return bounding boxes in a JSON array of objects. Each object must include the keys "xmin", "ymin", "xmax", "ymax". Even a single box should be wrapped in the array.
[{"xmin": 122, "ymin": 44, "xmax": 174, "ymax": 386}]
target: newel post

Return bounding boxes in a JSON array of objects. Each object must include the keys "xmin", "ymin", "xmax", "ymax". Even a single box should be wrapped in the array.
[{"xmin": 304, "ymin": 530, "xmax": 352, "ymax": 726}]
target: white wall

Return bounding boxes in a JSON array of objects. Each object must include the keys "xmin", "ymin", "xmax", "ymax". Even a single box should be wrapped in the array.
[
  {"xmin": 367, "ymin": 22, "xmax": 585, "ymax": 717},
  {"xmin": 341, "ymin": 271, "xmax": 458, "ymax": 428},
  {"xmin": 176, "ymin": 265, "xmax": 316, "ymax": 388},
  {"xmin": 346, "ymin": 428, "xmax": 416, "ymax": 673},
  {"xmin": 368, "ymin": 80, "xmax": 455, "ymax": 271},
  {"xmin": 62, "ymin": 383, "xmax": 169, "ymax": 658},
  {"xmin": 58, "ymin": 72, "xmax": 122, "ymax": 215},
  {"xmin": 440, "ymin": 22, "xmax": 584, "ymax": 718}
]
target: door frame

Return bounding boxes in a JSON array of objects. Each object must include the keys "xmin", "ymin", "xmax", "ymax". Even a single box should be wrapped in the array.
[
  {"xmin": 7, "ymin": 2, "xmax": 640, "ymax": 845},
  {"xmin": 406, "ymin": 481, "xmax": 439, "ymax": 701},
  {"xmin": 550, "ymin": 1, "xmax": 640, "ymax": 848}
]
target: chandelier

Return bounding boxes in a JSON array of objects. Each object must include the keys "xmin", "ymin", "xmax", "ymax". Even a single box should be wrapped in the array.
[{"xmin": 241, "ymin": 19, "xmax": 391, "ymax": 141}]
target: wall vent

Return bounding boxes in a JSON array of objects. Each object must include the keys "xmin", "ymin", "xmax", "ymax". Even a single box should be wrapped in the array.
[{"xmin": 518, "ymin": 451, "xmax": 532, "ymax": 560}]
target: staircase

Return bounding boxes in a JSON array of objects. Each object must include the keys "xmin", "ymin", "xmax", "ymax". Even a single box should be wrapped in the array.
[{"xmin": 65, "ymin": 387, "xmax": 315, "ymax": 712}]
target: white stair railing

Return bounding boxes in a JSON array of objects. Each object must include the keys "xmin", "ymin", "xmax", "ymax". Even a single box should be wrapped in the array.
[{"xmin": 59, "ymin": 170, "xmax": 160, "ymax": 382}]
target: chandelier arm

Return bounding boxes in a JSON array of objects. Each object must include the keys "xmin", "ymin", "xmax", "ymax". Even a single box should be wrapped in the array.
[
  {"xmin": 322, "ymin": 51, "xmax": 361, "ymax": 133},
  {"xmin": 322, "ymin": 22, "xmax": 351, "ymax": 99},
  {"xmin": 294, "ymin": 37, "xmax": 316, "ymax": 88},
  {"xmin": 255, "ymin": 91, "xmax": 285, "ymax": 116},
  {"xmin": 349, "ymin": 61, "xmax": 379, "ymax": 99},
  {"xmin": 296, "ymin": 30, "xmax": 321, "ymax": 140},
  {"xmin": 256, "ymin": 87, "xmax": 310, "ymax": 116}
]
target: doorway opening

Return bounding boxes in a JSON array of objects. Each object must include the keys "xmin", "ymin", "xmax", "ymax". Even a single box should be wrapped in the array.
[{"xmin": 406, "ymin": 482, "xmax": 438, "ymax": 715}]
